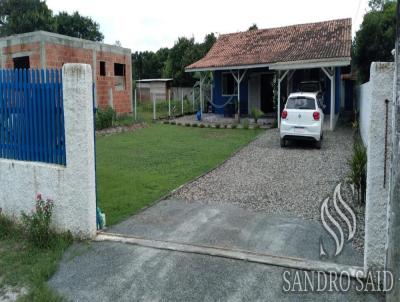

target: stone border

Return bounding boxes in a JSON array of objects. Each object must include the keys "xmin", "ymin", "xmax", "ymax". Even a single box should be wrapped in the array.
[{"xmin": 161, "ymin": 119, "xmax": 274, "ymax": 130}]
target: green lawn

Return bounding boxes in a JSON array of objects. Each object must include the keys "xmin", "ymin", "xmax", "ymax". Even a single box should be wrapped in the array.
[
  {"xmin": 0, "ymin": 217, "xmax": 72, "ymax": 301},
  {"xmin": 96, "ymin": 123, "xmax": 262, "ymax": 225}
]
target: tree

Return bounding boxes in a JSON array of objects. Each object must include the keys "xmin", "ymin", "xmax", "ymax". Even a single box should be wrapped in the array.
[
  {"xmin": 201, "ymin": 33, "xmax": 217, "ymax": 55},
  {"xmin": 248, "ymin": 23, "xmax": 258, "ymax": 31},
  {"xmin": 0, "ymin": 0, "xmax": 104, "ymax": 41},
  {"xmin": 54, "ymin": 11, "xmax": 104, "ymax": 41},
  {"xmin": 353, "ymin": 0, "xmax": 396, "ymax": 82},
  {"xmin": 0, "ymin": 0, "xmax": 55, "ymax": 36},
  {"xmin": 132, "ymin": 33, "xmax": 217, "ymax": 87},
  {"xmin": 132, "ymin": 49, "xmax": 169, "ymax": 81},
  {"xmin": 163, "ymin": 34, "xmax": 216, "ymax": 86}
]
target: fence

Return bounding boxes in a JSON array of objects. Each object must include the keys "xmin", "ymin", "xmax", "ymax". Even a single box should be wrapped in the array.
[
  {"xmin": 0, "ymin": 64, "xmax": 96, "ymax": 238},
  {"xmin": 134, "ymin": 90, "xmax": 201, "ymax": 121},
  {"xmin": 133, "ymin": 80, "xmax": 212, "ymax": 122},
  {"xmin": 0, "ymin": 69, "xmax": 65, "ymax": 165}
]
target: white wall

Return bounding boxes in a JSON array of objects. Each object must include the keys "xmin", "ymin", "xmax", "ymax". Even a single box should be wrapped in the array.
[
  {"xmin": 0, "ymin": 64, "xmax": 97, "ymax": 238},
  {"xmin": 363, "ymin": 62, "xmax": 394, "ymax": 271},
  {"xmin": 356, "ymin": 82, "xmax": 371, "ymax": 146},
  {"xmin": 171, "ymin": 87, "xmax": 192, "ymax": 101}
]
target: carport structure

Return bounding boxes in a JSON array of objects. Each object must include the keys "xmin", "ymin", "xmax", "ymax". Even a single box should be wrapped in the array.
[{"xmin": 186, "ymin": 18, "xmax": 352, "ymax": 130}]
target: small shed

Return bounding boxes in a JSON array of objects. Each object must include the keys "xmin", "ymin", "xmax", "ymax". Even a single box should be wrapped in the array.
[{"xmin": 136, "ymin": 78, "xmax": 173, "ymax": 102}]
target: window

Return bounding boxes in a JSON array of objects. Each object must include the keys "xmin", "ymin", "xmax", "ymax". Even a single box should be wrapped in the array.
[
  {"xmin": 100, "ymin": 61, "xmax": 106, "ymax": 76},
  {"xmin": 286, "ymin": 97, "xmax": 316, "ymax": 110},
  {"xmin": 222, "ymin": 73, "xmax": 236, "ymax": 96},
  {"xmin": 13, "ymin": 56, "xmax": 30, "ymax": 69},
  {"xmin": 114, "ymin": 63, "xmax": 126, "ymax": 90},
  {"xmin": 114, "ymin": 63, "xmax": 125, "ymax": 76}
]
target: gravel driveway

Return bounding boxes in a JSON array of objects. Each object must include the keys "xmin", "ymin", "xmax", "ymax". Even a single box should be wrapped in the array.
[{"xmin": 173, "ymin": 126, "xmax": 354, "ymax": 221}]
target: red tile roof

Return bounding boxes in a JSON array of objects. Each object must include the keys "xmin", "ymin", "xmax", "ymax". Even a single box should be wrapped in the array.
[{"xmin": 186, "ymin": 18, "xmax": 352, "ymax": 70}]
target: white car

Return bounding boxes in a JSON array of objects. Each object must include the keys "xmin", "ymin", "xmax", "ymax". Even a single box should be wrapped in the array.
[{"xmin": 280, "ymin": 92, "xmax": 324, "ymax": 149}]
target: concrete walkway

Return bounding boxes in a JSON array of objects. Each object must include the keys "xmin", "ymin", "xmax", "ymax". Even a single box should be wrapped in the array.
[{"xmin": 49, "ymin": 200, "xmax": 381, "ymax": 301}]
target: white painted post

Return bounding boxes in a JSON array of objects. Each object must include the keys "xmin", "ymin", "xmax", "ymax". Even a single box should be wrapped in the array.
[
  {"xmin": 134, "ymin": 89, "xmax": 137, "ymax": 121},
  {"xmin": 192, "ymin": 90, "xmax": 195, "ymax": 112},
  {"xmin": 330, "ymin": 68, "xmax": 335, "ymax": 131},
  {"xmin": 153, "ymin": 95, "xmax": 156, "ymax": 120},
  {"xmin": 277, "ymin": 70, "xmax": 289, "ymax": 129},
  {"xmin": 168, "ymin": 90, "xmax": 171, "ymax": 118},
  {"xmin": 181, "ymin": 90, "xmax": 184, "ymax": 115},
  {"xmin": 237, "ymin": 70, "xmax": 241, "ymax": 121},
  {"xmin": 278, "ymin": 76, "xmax": 281, "ymax": 128},
  {"xmin": 200, "ymin": 75, "xmax": 203, "ymax": 114}
]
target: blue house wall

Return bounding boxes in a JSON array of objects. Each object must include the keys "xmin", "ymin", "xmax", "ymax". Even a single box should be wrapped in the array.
[
  {"xmin": 213, "ymin": 71, "xmax": 248, "ymax": 115},
  {"xmin": 212, "ymin": 67, "xmax": 351, "ymax": 116}
]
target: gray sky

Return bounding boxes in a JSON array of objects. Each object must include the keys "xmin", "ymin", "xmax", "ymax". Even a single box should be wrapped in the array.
[{"xmin": 46, "ymin": 0, "xmax": 370, "ymax": 52}]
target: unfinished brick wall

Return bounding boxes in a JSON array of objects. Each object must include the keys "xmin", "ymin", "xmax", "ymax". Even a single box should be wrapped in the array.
[
  {"xmin": 96, "ymin": 51, "xmax": 132, "ymax": 114},
  {"xmin": 2, "ymin": 42, "xmax": 41, "ymax": 68},
  {"xmin": 45, "ymin": 44, "xmax": 92, "ymax": 67},
  {"xmin": 0, "ymin": 34, "xmax": 132, "ymax": 115}
]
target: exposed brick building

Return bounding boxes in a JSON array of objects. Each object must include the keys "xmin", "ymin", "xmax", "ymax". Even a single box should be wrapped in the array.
[{"xmin": 0, "ymin": 31, "xmax": 132, "ymax": 114}]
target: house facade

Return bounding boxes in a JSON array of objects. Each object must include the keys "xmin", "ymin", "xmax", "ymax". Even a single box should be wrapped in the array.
[
  {"xmin": 0, "ymin": 31, "xmax": 132, "ymax": 114},
  {"xmin": 186, "ymin": 19, "xmax": 353, "ymax": 130}
]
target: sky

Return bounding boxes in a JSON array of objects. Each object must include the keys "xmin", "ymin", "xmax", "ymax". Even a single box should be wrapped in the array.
[{"xmin": 46, "ymin": 0, "xmax": 370, "ymax": 52}]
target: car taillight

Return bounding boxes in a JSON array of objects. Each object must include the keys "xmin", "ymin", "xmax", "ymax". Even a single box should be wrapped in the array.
[
  {"xmin": 281, "ymin": 110, "xmax": 288, "ymax": 119},
  {"xmin": 313, "ymin": 111, "xmax": 320, "ymax": 121}
]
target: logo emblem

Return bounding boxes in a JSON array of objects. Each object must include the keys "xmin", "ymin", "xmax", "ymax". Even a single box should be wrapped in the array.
[{"xmin": 320, "ymin": 183, "xmax": 356, "ymax": 257}]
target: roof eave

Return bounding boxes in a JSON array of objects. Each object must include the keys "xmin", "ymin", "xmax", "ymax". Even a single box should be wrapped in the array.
[
  {"xmin": 185, "ymin": 63, "xmax": 272, "ymax": 73},
  {"xmin": 269, "ymin": 57, "xmax": 351, "ymax": 70},
  {"xmin": 186, "ymin": 57, "xmax": 351, "ymax": 73}
]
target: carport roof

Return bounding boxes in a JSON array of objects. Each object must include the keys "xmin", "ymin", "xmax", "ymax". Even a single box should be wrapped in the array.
[{"xmin": 186, "ymin": 18, "xmax": 352, "ymax": 72}]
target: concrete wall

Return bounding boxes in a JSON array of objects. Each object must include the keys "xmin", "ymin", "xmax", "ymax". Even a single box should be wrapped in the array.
[
  {"xmin": 356, "ymin": 82, "xmax": 371, "ymax": 146},
  {"xmin": 0, "ymin": 64, "xmax": 96, "ymax": 238},
  {"xmin": 363, "ymin": 62, "xmax": 394, "ymax": 271},
  {"xmin": 386, "ymin": 32, "xmax": 400, "ymax": 301},
  {"xmin": 171, "ymin": 87, "xmax": 192, "ymax": 101},
  {"xmin": 0, "ymin": 31, "xmax": 132, "ymax": 114}
]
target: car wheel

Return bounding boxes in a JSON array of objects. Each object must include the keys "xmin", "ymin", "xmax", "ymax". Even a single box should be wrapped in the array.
[
  {"xmin": 315, "ymin": 140, "xmax": 321, "ymax": 149},
  {"xmin": 280, "ymin": 138, "xmax": 286, "ymax": 148}
]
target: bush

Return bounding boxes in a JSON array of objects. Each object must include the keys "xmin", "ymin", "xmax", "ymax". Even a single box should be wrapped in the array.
[
  {"xmin": 0, "ymin": 209, "xmax": 17, "ymax": 239},
  {"xmin": 21, "ymin": 194, "xmax": 56, "ymax": 248},
  {"xmin": 192, "ymin": 123, "xmax": 198, "ymax": 127},
  {"xmin": 347, "ymin": 141, "xmax": 367, "ymax": 204},
  {"xmin": 95, "ymin": 106, "xmax": 116, "ymax": 130},
  {"xmin": 251, "ymin": 107, "xmax": 264, "ymax": 123},
  {"xmin": 231, "ymin": 124, "xmax": 237, "ymax": 129},
  {"xmin": 215, "ymin": 124, "xmax": 221, "ymax": 129},
  {"xmin": 185, "ymin": 123, "xmax": 191, "ymax": 127},
  {"xmin": 199, "ymin": 124, "xmax": 205, "ymax": 128}
]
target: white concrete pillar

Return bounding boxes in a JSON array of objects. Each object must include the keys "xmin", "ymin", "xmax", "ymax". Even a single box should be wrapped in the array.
[
  {"xmin": 364, "ymin": 62, "xmax": 394, "ymax": 271},
  {"xmin": 61, "ymin": 64, "xmax": 97, "ymax": 238}
]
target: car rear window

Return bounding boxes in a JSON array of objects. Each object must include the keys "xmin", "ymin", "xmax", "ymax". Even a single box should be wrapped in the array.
[{"xmin": 286, "ymin": 97, "xmax": 316, "ymax": 110}]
